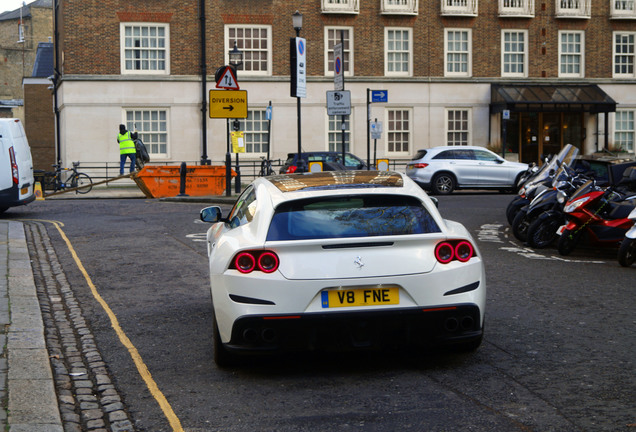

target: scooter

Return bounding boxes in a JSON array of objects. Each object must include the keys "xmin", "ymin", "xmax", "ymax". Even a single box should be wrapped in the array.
[
  {"xmin": 506, "ymin": 144, "xmax": 579, "ymax": 225},
  {"xmin": 556, "ymin": 180, "xmax": 636, "ymax": 256},
  {"xmin": 521, "ymin": 163, "xmax": 590, "ymax": 248},
  {"xmin": 617, "ymin": 207, "xmax": 636, "ymax": 267}
]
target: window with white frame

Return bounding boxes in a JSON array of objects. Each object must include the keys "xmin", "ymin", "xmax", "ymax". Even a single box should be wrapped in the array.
[
  {"xmin": 615, "ymin": 110, "xmax": 635, "ymax": 152},
  {"xmin": 325, "ymin": 27, "xmax": 353, "ymax": 76},
  {"xmin": 559, "ymin": 31, "xmax": 584, "ymax": 77},
  {"xmin": 614, "ymin": 32, "xmax": 635, "ymax": 78},
  {"xmin": 502, "ymin": 30, "xmax": 527, "ymax": 77},
  {"xmin": 120, "ymin": 23, "xmax": 169, "ymax": 75},
  {"xmin": 445, "ymin": 29, "xmax": 472, "ymax": 77},
  {"xmin": 446, "ymin": 109, "xmax": 470, "ymax": 146},
  {"xmin": 441, "ymin": 0, "xmax": 479, "ymax": 16},
  {"xmin": 381, "ymin": 0, "xmax": 419, "ymax": 15},
  {"xmin": 328, "ymin": 115, "xmax": 351, "ymax": 152},
  {"xmin": 225, "ymin": 25, "xmax": 272, "ymax": 75},
  {"xmin": 499, "ymin": 0, "xmax": 535, "ymax": 17},
  {"xmin": 243, "ymin": 110, "xmax": 269, "ymax": 154},
  {"xmin": 385, "ymin": 28, "xmax": 412, "ymax": 76},
  {"xmin": 555, "ymin": 0, "xmax": 590, "ymax": 18},
  {"xmin": 611, "ymin": 0, "xmax": 636, "ymax": 19},
  {"xmin": 321, "ymin": 0, "xmax": 359, "ymax": 14},
  {"xmin": 125, "ymin": 109, "xmax": 168, "ymax": 156},
  {"xmin": 387, "ymin": 109, "xmax": 411, "ymax": 154}
]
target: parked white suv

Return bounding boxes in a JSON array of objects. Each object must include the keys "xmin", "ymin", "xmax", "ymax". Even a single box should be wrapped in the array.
[{"xmin": 405, "ymin": 146, "xmax": 528, "ymax": 194}]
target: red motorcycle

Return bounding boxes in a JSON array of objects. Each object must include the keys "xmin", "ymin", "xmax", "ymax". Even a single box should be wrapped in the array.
[{"xmin": 557, "ymin": 179, "xmax": 636, "ymax": 256}]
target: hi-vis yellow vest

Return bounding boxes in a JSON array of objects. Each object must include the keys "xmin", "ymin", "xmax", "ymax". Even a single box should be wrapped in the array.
[{"xmin": 118, "ymin": 131, "xmax": 136, "ymax": 154}]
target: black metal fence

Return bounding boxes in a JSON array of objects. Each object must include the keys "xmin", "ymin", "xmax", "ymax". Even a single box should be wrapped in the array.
[{"xmin": 42, "ymin": 158, "xmax": 410, "ymax": 187}]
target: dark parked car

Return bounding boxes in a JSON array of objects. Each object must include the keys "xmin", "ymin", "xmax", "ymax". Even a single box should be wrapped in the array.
[
  {"xmin": 570, "ymin": 154, "xmax": 636, "ymax": 188},
  {"xmin": 279, "ymin": 152, "xmax": 367, "ymax": 174}
]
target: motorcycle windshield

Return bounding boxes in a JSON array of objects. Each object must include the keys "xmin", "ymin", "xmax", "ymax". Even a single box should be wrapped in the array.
[
  {"xmin": 526, "ymin": 144, "xmax": 579, "ymax": 189},
  {"xmin": 568, "ymin": 180, "xmax": 595, "ymax": 202}
]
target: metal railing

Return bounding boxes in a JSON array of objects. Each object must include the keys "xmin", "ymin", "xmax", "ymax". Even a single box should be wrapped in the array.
[{"xmin": 44, "ymin": 158, "xmax": 411, "ymax": 190}]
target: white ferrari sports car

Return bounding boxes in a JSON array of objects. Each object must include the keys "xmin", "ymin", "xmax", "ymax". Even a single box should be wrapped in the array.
[{"xmin": 200, "ymin": 171, "xmax": 485, "ymax": 366}]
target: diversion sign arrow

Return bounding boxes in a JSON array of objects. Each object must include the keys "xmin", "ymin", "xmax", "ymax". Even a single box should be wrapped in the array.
[{"xmin": 209, "ymin": 90, "xmax": 248, "ymax": 119}]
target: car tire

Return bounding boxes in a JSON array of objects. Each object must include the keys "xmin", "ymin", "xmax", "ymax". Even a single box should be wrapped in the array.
[
  {"xmin": 618, "ymin": 238, "xmax": 636, "ymax": 267},
  {"xmin": 432, "ymin": 173, "xmax": 455, "ymax": 195},
  {"xmin": 211, "ymin": 308, "xmax": 236, "ymax": 368},
  {"xmin": 512, "ymin": 207, "xmax": 530, "ymax": 243},
  {"xmin": 527, "ymin": 211, "xmax": 562, "ymax": 249},
  {"xmin": 557, "ymin": 228, "xmax": 582, "ymax": 256}
]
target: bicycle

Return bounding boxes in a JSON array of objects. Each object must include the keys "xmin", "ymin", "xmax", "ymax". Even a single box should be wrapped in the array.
[
  {"xmin": 44, "ymin": 162, "xmax": 93, "ymax": 194},
  {"xmin": 259, "ymin": 157, "xmax": 275, "ymax": 176}
]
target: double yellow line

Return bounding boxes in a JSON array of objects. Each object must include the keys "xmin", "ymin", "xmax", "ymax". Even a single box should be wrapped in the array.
[{"xmin": 39, "ymin": 220, "xmax": 184, "ymax": 431}]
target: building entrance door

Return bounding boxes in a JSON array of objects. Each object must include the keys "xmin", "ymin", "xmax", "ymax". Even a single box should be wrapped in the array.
[{"xmin": 516, "ymin": 112, "xmax": 583, "ymax": 164}]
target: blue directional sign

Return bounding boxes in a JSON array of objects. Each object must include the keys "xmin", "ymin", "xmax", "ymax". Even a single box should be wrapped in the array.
[{"xmin": 371, "ymin": 90, "xmax": 388, "ymax": 103}]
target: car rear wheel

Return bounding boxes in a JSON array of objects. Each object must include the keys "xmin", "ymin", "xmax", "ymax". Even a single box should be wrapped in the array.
[{"xmin": 432, "ymin": 173, "xmax": 455, "ymax": 195}]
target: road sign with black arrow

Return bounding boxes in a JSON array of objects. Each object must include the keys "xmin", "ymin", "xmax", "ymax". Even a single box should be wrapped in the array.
[{"xmin": 209, "ymin": 90, "xmax": 248, "ymax": 119}]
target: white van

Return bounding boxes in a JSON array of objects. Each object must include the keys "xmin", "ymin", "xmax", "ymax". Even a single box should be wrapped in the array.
[{"xmin": 0, "ymin": 118, "xmax": 36, "ymax": 213}]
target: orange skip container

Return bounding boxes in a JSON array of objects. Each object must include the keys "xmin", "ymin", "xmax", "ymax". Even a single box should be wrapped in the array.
[{"xmin": 134, "ymin": 165, "xmax": 235, "ymax": 198}]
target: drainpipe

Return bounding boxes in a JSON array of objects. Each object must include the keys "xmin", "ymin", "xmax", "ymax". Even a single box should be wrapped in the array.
[
  {"xmin": 53, "ymin": 0, "xmax": 61, "ymax": 166},
  {"xmin": 199, "ymin": 0, "xmax": 210, "ymax": 165}
]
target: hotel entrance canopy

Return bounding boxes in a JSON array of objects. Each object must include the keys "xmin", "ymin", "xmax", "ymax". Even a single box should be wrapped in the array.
[{"xmin": 491, "ymin": 84, "xmax": 617, "ymax": 114}]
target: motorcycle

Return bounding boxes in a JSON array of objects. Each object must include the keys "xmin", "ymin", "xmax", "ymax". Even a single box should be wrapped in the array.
[
  {"xmin": 617, "ymin": 207, "xmax": 636, "ymax": 267},
  {"xmin": 506, "ymin": 144, "xmax": 579, "ymax": 225},
  {"xmin": 556, "ymin": 174, "xmax": 636, "ymax": 256},
  {"xmin": 517, "ymin": 162, "xmax": 589, "ymax": 247}
]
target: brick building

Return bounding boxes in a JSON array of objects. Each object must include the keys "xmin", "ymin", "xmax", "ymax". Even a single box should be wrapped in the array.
[
  {"xmin": 0, "ymin": 0, "xmax": 53, "ymax": 120},
  {"xmin": 52, "ymin": 0, "xmax": 636, "ymax": 171}
]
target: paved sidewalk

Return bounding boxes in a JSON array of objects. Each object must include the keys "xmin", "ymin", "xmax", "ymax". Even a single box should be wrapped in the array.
[
  {"xmin": 1, "ymin": 220, "xmax": 63, "ymax": 432},
  {"xmin": 0, "ymin": 187, "xmax": 235, "ymax": 431}
]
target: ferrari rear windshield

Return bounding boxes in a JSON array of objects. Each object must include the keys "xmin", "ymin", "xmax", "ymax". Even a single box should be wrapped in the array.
[{"xmin": 266, "ymin": 195, "xmax": 441, "ymax": 241}]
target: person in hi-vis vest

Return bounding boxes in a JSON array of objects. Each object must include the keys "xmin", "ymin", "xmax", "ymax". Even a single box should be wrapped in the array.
[{"xmin": 117, "ymin": 124, "xmax": 137, "ymax": 175}]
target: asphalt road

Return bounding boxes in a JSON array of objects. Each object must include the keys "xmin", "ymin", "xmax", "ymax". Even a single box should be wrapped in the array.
[{"xmin": 3, "ymin": 193, "xmax": 635, "ymax": 432}]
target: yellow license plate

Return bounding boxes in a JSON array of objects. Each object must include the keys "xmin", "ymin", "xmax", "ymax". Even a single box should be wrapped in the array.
[
  {"xmin": 21, "ymin": 186, "xmax": 29, "ymax": 194},
  {"xmin": 321, "ymin": 287, "xmax": 399, "ymax": 308}
]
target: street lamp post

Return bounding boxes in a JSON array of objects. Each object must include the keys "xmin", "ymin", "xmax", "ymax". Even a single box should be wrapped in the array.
[
  {"xmin": 291, "ymin": 11, "xmax": 304, "ymax": 171},
  {"xmin": 228, "ymin": 41, "xmax": 243, "ymax": 193}
]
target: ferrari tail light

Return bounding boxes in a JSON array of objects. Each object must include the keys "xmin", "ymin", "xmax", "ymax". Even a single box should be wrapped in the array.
[
  {"xmin": 455, "ymin": 241, "xmax": 474, "ymax": 262},
  {"xmin": 235, "ymin": 252, "xmax": 256, "ymax": 273},
  {"xmin": 435, "ymin": 240, "xmax": 476, "ymax": 264},
  {"xmin": 9, "ymin": 146, "xmax": 18, "ymax": 184},
  {"xmin": 258, "ymin": 252, "xmax": 279, "ymax": 273},
  {"xmin": 434, "ymin": 242, "xmax": 454, "ymax": 264},
  {"xmin": 232, "ymin": 250, "xmax": 279, "ymax": 274}
]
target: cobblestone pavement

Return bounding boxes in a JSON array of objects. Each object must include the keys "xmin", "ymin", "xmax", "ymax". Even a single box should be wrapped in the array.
[{"xmin": 25, "ymin": 222, "xmax": 135, "ymax": 432}]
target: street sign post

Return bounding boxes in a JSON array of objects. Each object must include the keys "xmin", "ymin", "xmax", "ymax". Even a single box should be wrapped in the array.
[
  {"xmin": 334, "ymin": 43, "xmax": 344, "ymax": 91},
  {"xmin": 290, "ymin": 37, "xmax": 307, "ymax": 98},
  {"xmin": 215, "ymin": 66, "xmax": 240, "ymax": 90},
  {"xmin": 327, "ymin": 90, "xmax": 351, "ymax": 116},
  {"xmin": 371, "ymin": 90, "xmax": 388, "ymax": 103},
  {"xmin": 209, "ymin": 90, "xmax": 248, "ymax": 119},
  {"xmin": 370, "ymin": 121, "xmax": 382, "ymax": 140}
]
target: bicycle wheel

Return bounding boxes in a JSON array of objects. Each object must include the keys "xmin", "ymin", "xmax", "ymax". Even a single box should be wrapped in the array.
[{"xmin": 71, "ymin": 173, "xmax": 93, "ymax": 194}]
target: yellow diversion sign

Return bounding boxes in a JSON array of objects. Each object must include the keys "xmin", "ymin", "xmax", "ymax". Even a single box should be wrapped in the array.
[{"xmin": 209, "ymin": 90, "xmax": 248, "ymax": 119}]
